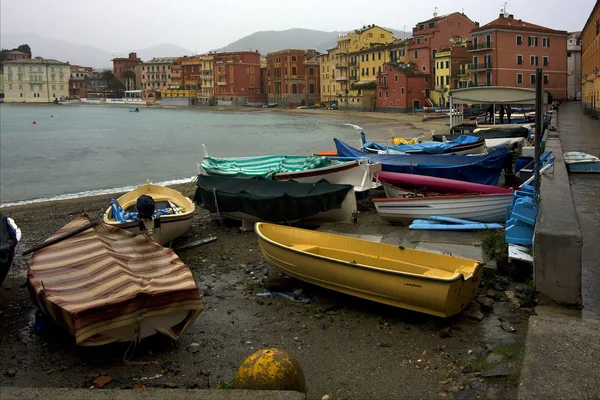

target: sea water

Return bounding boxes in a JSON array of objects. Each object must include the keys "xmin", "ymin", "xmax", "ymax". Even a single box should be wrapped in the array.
[{"xmin": 0, "ymin": 104, "xmax": 364, "ymax": 206}]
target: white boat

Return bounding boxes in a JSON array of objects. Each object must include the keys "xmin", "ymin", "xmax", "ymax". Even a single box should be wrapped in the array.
[
  {"xmin": 103, "ymin": 182, "xmax": 195, "ymax": 245},
  {"xmin": 199, "ymin": 145, "xmax": 381, "ymax": 195},
  {"xmin": 373, "ymin": 192, "xmax": 514, "ymax": 223},
  {"xmin": 564, "ymin": 152, "xmax": 600, "ymax": 173}
]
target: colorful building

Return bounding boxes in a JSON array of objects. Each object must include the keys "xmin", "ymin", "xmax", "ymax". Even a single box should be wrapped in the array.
[
  {"xmin": 266, "ymin": 49, "xmax": 320, "ymax": 106},
  {"xmin": 5, "ymin": 50, "xmax": 30, "ymax": 61},
  {"xmin": 319, "ymin": 47, "xmax": 343, "ymax": 104},
  {"xmin": 140, "ymin": 57, "xmax": 178, "ymax": 99},
  {"xmin": 112, "ymin": 52, "xmax": 141, "ymax": 80},
  {"xmin": 375, "ymin": 63, "xmax": 429, "ymax": 111},
  {"xmin": 581, "ymin": 0, "xmax": 600, "ymax": 109},
  {"xmin": 198, "ymin": 55, "xmax": 214, "ymax": 104},
  {"xmin": 212, "ymin": 51, "xmax": 263, "ymax": 106},
  {"xmin": 469, "ymin": 13, "xmax": 568, "ymax": 100},
  {"xmin": 433, "ymin": 46, "xmax": 469, "ymax": 106},
  {"xmin": 567, "ymin": 32, "xmax": 582, "ymax": 100},
  {"xmin": 2, "ymin": 57, "xmax": 70, "ymax": 103},
  {"xmin": 69, "ymin": 64, "xmax": 93, "ymax": 98}
]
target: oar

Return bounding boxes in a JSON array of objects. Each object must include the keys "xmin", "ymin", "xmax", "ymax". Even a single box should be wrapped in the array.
[{"xmin": 22, "ymin": 221, "xmax": 99, "ymax": 256}]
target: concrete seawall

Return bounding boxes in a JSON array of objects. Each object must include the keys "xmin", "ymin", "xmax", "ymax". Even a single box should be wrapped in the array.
[{"xmin": 533, "ymin": 134, "xmax": 582, "ymax": 305}]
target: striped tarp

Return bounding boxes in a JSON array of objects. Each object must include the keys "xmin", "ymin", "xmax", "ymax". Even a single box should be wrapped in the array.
[
  {"xmin": 201, "ymin": 155, "xmax": 342, "ymax": 179},
  {"xmin": 27, "ymin": 217, "xmax": 203, "ymax": 346}
]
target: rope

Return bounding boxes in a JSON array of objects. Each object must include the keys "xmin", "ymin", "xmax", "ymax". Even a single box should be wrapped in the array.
[{"xmin": 122, "ymin": 313, "xmax": 157, "ymax": 366}]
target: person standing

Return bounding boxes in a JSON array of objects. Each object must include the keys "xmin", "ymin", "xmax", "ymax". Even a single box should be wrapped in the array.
[
  {"xmin": 499, "ymin": 105, "xmax": 505, "ymax": 124},
  {"xmin": 506, "ymin": 104, "xmax": 512, "ymax": 123},
  {"xmin": 486, "ymin": 104, "xmax": 493, "ymax": 124}
]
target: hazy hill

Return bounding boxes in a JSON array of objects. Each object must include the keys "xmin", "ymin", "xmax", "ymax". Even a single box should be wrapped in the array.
[
  {"xmin": 0, "ymin": 32, "xmax": 191, "ymax": 69},
  {"xmin": 214, "ymin": 27, "xmax": 411, "ymax": 54}
]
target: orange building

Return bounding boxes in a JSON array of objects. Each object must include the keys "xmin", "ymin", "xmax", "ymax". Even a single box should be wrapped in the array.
[
  {"xmin": 469, "ymin": 13, "xmax": 568, "ymax": 100},
  {"xmin": 69, "ymin": 64, "xmax": 93, "ymax": 98},
  {"xmin": 212, "ymin": 51, "xmax": 263, "ymax": 106},
  {"xmin": 580, "ymin": 0, "xmax": 600, "ymax": 108},
  {"xmin": 112, "ymin": 52, "xmax": 141, "ymax": 78},
  {"xmin": 266, "ymin": 49, "xmax": 320, "ymax": 106}
]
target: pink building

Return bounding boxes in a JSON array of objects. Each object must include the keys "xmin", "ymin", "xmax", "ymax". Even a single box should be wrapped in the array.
[
  {"xmin": 213, "ymin": 51, "xmax": 264, "ymax": 105},
  {"xmin": 375, "ymin": 63, "xmax": 430, "ymax": 111},
  {"xmin": 112, "ymin": 52, "xmax": 141, "ymax": 78}
]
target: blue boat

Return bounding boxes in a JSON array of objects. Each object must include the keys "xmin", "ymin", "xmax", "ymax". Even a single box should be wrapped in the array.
[
  {"xmin": 334, "ymin": 138, "xmax": 509, "ymax": 186},
  {"xmin": 564, "ymin": 152, "xmax": 600, "ymax": 173},
  {"xmin": 361, "ymin": 132, "xmax": 485, "ymax": 155}
]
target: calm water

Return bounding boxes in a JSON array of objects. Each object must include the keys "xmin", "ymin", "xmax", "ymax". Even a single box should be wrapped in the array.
[{"xmin": 0, "ymin": 104, "xmax": 365, "ymax": 205}]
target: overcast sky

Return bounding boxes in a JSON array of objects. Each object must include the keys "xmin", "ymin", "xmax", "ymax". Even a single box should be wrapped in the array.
[{"xmin": 0, "ymin": 0, "xmax": 594, "ymax": 53}]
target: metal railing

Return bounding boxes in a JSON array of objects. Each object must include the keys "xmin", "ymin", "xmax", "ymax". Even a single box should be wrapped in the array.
[
  {"xmin": 467, "ymin": 42, "xmax": 493, "ymax": 51},
  {"xmin": 469, "ymin": 62, "xmax": 493, "ymax": 71}
]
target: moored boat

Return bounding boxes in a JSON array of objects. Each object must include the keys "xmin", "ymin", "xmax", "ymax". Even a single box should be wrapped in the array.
[
  {"xmin": 0, "ymin": 213, "xmax": 21, "ymax": 285},
  {"xmin": 376, "ymin": 171, "xmax": 513, "ymax": 195},
  {"xmin": 194, "ymin": 175, "xmax": 357, "ymax": 229},
  {"xmin": 373, "ymin": 192, "xmax": 514, "ymax": 223},
  {"xmin": 255, "ymin": 222, "xmax": 483, "ymax": 317},
  {"xmin": 564, "ymin": 152, "xmax": 600, "ymax": 173},
  {"xmin": 27, "ymin": 217, "xmax": 203, "ymax": 346},
  {"xmin": 103, "ymin": 181, "xmax": 195, "ymax": 245},
  {"xmin": 361, "ymin": 132, "xmax": 486, "ymax": 155}
]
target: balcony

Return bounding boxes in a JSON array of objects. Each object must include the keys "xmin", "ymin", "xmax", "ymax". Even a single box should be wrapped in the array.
[
  {"xmin": 378, "ymin": 80, "xmax": 387, "ymax": 88},
  {"xmin": 434, "ymin": 85, "xmax": 447, "ymax": 92},
  {"xmin": 201, "ymin": 84, "xmax": 213, "ymax": 88},
  {"xmin": 335, "ymin": 76, "xmax": 348, "ymax": 81},
  {"xmin": 216, "ymin": 81, "xmax": 227, "ymax": 86},
  {"xmin": 348, "ymin": 61, "xmax": 358, "ymax": 67},
  {"xmin": 335, "ymin": 63, "xmax": 347, "ymax": 69},
  {"xmin": 350, "ymin": 76, "xmax": 359, "ymax": 81},
  {"xmin": 467, "ymin": 42, "xmax": 494, "ymax": 51},
  {"xmin": 200, "ymin": 68, "xmax": 212, "ymax": 72},
  {"xmin": 469, "ymin": 62, "xmax": 493, "ymax": 71},
  {"xmin": 201, "ymin": 74, "xmax": 213, "ymax": 80},
  {"xmin": 217, "ymin": 71, "xmax": 226, "ymax": 76}
]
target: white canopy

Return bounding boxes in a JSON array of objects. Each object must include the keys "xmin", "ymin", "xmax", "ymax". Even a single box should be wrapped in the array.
[{"xmin": 449, "ymin": 86, "xmax": 540, "ymax": 105}]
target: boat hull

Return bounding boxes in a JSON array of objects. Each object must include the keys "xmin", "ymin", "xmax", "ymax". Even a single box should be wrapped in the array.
[
  {"xmin": 374, "ymin": 193, "xmax": 514, "ymax": 223},
  {"xmin": 27, "ymin": 217, "xmax": 203, "ymax": 346},
  {"xmin": 255, "ymin": 223, "xmax": 483, "ymax": 317},
  {"xmin": 564, "ymin": 152, "xmax": 600, "ymax": 173},
  {"xmin": 376, "ymin": 171, "xmax": 513, "ymax": 195},
  {"xmin": 0, "ymin": 214, "xmax": 21, "ymax": 285},
  {"xmin": 103, "ymin": 183, "xmax": 195, "ymax": 245}
]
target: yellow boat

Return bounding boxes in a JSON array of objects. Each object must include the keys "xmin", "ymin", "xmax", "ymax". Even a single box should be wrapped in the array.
[
  {"xmin": 103, "ymin": 181, "xmax": 195, "ymax": 245},
  {"xmin": 255, "ymin": 223, "xmax": 483, "ymax": 317}
]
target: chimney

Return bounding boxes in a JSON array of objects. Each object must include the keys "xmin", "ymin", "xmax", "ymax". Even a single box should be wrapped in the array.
[{"xmin": 129, "ymin": 52, "xmax": 137, "ymax": 59}]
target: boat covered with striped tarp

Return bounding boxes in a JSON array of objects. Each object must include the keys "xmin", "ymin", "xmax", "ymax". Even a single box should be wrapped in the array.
[{"xmin": 27, "ymin": 217, "xmax": 203, "ymax": 346}]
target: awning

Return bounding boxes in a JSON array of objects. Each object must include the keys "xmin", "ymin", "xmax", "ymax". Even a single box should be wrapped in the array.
[{"xmin": 449, "ymin": 87, "xmax": 541, "ymax": 105}]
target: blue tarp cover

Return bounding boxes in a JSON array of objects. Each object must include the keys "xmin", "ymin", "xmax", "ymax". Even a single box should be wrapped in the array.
[
  {"xmin": 361, "ymin": 132, "xmax": 482, "ymax": 154},
  {"xmin": 334, "ymin": 139, "xmax": 509, "ymax": 185}
]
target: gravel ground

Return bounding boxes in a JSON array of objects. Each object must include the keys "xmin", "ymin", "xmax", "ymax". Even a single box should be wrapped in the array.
[{"xmin": 1, "ymin": 183, "xmax": 533, "ymax": 400}]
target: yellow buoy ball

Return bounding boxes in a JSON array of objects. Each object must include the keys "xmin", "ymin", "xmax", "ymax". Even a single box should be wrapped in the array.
[{"xmin": 233, "ymin": 348, "xmax": 306, "ymax": 392}]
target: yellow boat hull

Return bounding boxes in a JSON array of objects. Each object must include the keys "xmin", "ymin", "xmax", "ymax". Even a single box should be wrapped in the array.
[
  {"xmin": 103, "ymin": 183, "xmax": 195, "ymax": 245},
  {"xmin": 255, "ymin": 223, "xmax": 483, "ymax": 317}
]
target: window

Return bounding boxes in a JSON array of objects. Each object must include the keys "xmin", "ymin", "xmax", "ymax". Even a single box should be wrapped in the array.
[
  {"xmin": 414, "ymin": 50, "xmax": 418, "ymax": 59},
  {"xmin": 372, "ymin": 67, "xmax": 375, "ymax": 75},
  {"xmin": 401, "ymin": 87, "xmax": 405, "ymax": 94},
  {"xmin": 517, "ymin": 55, "xmax": 523, "ymax": 65},
  {"xmin": 371, "ymin": 53, "xmax": 375, "ymax": 61},
  {"xmin": 291, "ymin": 56, "xmax": 296, "ymax": 61},
  {"xmin": 309, "ymin": 68, "xmax": 314, "ymax": 75},
  {"xmin": 378, "ymin": 52, "xmax": 381, "ymax": 60},
  {"xmin": 380, "ymin": 33, "xmax": 384, "ymax": 38},
  {"xmin": 361, "ymin": 68, "xmax": 365, "ymax": 76},
  {"xmin": 530, "ymin": 74, "xmax": 536, "ymax": 84},
  {"xmin": 445, "ymin": 61, "xmax": 449, "ymax": 69},
  {"xmin": 394, "ymin": 74, "xmax": 398, "ymax": 82},
  {"xmin": 528, "ymin": 36, "xmax": 538, "ymax": 47},
  {"xmin": 543, "ymin": 56, "xmax": 549, "ymax": 66},
  {"xmin": 530, "ymin": 56, "xmax": 538, "ymax": 66},
  {"xmin": 396, "ymin": 99, "xmax": 400, "ymax": 105},
  {"xmin": 428, "ymin": 22, "xmax": 435, "ymax": 28},
  {"xmin": 309, "ymin": 83, "xmax": 315, "ymax": 94},
  {"xmin": 417, "ymin": 38, "xmax": 421, "ymax": 44},
  {"xmin": 385, "ymin": 91, "xmax": 389, "ymax": 98},
  {"xmin": 378, "ymin": 66, "xmax": 381, "ymax": 73},
  {"xmin": 379, "ymin": 91, "xmax": 382, "ymax": 98},
  {"xmin": 366, "ymin": 69, "xmax": 369, "ymax": 76},
  {"xmin": 292, "ymin": 66, "xmax": 297, "ymax": 75},
  {"xmin": 361, "ymin": 54, "xmax": 365, "ymax": 62},
  {"xmin": 446, "ymin": 76, "xmax": 449, "ymax": 85},
  {"xmin": 544, "ymin": 75, "xmax": 549, "ymax": 84},
  {"xmin": 419, "ymin": 24, "xmax": 424, "ymax": 30},
  {"xmin": 422, "ymin": 65, "xmax": 426, "ymax": 71},
  {"xmin": 393, "ymin": 89, "xmax": 397, "ymax": 95},
  {"xmin": 542, "ymin": 37, "xmax": 550, "ymax": 47}
]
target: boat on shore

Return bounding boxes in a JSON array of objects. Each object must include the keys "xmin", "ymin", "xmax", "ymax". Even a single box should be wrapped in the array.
[
  {"xmin": 0, "ymin": 213, "xmax": 21, "ymax": 285},
  {"xmin": 376, "ymin": 171, "xmax": 513, "ymax": 195},
  {"xmin": 194, "ymin": 175, "xmax": 357, "ymax": 230},
  {"xmin": 103, "ymin": 181, "xmax": 195, "ymax": 245},
  {"xmin": 433, "ymin": 126, "xmax": 531, "ymax": 142},
  {"xmin": 199, "ymin": 146, "xmax": 381, "ymax": 196},
  {"xmin": 334, "ymin": 139, "xmax": 509, "ymax": 186},
  {"xmin": 27, "ymin": 217, "xmax": 203, "ymax": 346},
  {"xmin": 373, "ymin": 192, "xmax": 514, "ymax": 223},
  {"xmin": 564, "ymin": 152, "xmax": 600, "ymax": 173},
  {"xmin": 361, "ymin": 132, "xmax": 486, "ymax": 155},
  {"xmin": 255, "ymin": 222, "xmax": 483, "ymax": 317}
]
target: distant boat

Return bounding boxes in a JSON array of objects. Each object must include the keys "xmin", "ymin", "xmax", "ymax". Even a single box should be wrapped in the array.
[
  {"xmin": 564, "ymin": 152, "xmax": 600, "ymax": 173},
  {"xmin": 129, "ymin": 108, "xmax": 140, "ymax": 112},
  {"xmin": 262, "ymin": 103, "xmax": 278, "ymax": 108},
  {"xmin": 255, "ymin": 222, "xmax": 483, "ymax": 317}
]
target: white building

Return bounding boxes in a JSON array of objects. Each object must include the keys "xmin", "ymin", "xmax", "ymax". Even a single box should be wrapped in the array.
[
  {"xmin": 2, "ymin": 57, "xmax": 70, "ymax": 103},
  {"xmin": 567, "ymin": 32, "xmax": 582, "ymax": 101}
]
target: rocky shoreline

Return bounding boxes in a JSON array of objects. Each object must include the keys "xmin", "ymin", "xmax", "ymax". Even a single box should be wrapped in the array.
[{"xmin": 1, "ymin": 181, "xmax": 535, "ymax": 399}]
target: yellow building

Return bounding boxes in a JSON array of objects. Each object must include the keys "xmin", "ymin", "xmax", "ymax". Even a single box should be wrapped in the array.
[
  {"xmin": 432, "ymin": 46, "xmax": 469, "ymax": 107},
  {"xmin": 197, "ymin": 55, "xmax": 214, "ymax": 104},
  {"xmin": 140, "ymin": 57, "xmax": 178, "ymax": 98},
  {"xmin": 2, "ymin": 57, "xmax": 70, "ymax": 103},
  {"xmin": 319, "ymin": 47, "xmax": 346, "ymax": 104},
  {"xmin": 581, "ymin": 0, "xmax": 600, "ymax": 111}
]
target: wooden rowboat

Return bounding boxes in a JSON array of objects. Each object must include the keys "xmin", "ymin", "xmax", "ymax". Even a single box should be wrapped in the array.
[
  {"xmin": 27, "ymin": 217, "xmax": 203, "ymax": 346},
  {"xmin": 103, "ymin": 182, "xmax": 195, "ymax": 245},
  {"xmin": 255, "ymin": 223, "xmax": 483, "ymax": 317}
]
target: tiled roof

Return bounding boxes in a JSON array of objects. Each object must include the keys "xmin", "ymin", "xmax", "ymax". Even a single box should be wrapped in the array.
[
  {"xmin": 2, "ymin": 57, "xmax": 67, "ymax": 65},
  {"xmin": 144, "ymin": 57, "xmax": 179, "ymax": 64},
  {"xmin": 384, "ymin": 62, "xmax": 427, "ymax": 77},
  {"xmin": 416, "ymin": 12, "xmax": 477, "ymax": 27},
  {"xmin": 472, "ymin": 14, "xmax": 567, "ymax": 34}
]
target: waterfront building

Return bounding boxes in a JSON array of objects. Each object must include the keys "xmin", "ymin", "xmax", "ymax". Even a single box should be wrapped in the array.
[
  {"xmin": 2, "ymin": 57, "xmax": 69, "ymax": 103},
  {"xmin": 85, "ymin": 70, "xmax": 111, "ymax": 98},
  {"xmin": 112, "ymin": 52, "xmax": 141, "ymax": 79},
  {"xmin": 468, "ymin": 13, "xmax": 568, "ymax": 100},
  {"xmin": 139, "ymin": 57, "xmax": 178, "ymax": 99},
  {"xmin": 375, "ymin": 63, "xmax": 429, "ymax": 111},
  {"xmin": 198, "ymin": 55, "xmax": 214, "ymax": 105},
  {"xmin": 581, "ymin": 0, "xmax": 600, "ymax": 110},
  {"xmin": 567, "ymin": 32, "xmax": 582, "ymax": 100},
  {"xmin": 4, "ymin": 50, "xmax": 30, "ymax": 61},
  {"xmin": 212, "ymin": 51, "xmax": 263, "ymax": 106},
  {"xmin": 319, "ymin": 47, "xmax": 342, "ymax": 105},
  {"xmin": 69, "ymin": 64, "xmax": 93, "ymax": 98},
  {"xmin": 0, "ymin": 70, "xmax": 4, "ymax": 99},
  {"xmin": 433, "ymin": 46, "xmax": 469, "ymax": 106},
  {"xmin": 266, "ymin": 49, "xmax": 320, "ymax": 106}
]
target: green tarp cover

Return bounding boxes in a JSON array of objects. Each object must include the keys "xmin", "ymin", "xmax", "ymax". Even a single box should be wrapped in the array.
[
  {"xmin": 194, "ymin": 175, "xmax": 353, "ymax": 223},
  {"xmin": 201, "ymin": 155, "xmax": 341, "ymax": 179}
]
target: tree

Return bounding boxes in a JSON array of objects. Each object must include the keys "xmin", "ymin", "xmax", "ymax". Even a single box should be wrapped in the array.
[
  {"xmin": 120, "ymin": 69, "xmax": 136, "ymax": 90},
  {"xmin": 100, "ymin": 70, "xmax": 116, "ymax": 90},
  {"xmin": 111, "ymin": 79, "xmax": 126, "ymax": 98},
  {"xmin": 16, "ymin": 44, "xmax": 32, "ymax": 58}
]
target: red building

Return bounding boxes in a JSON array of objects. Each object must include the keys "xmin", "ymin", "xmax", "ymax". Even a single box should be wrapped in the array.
[
  {"xmin": 266, "ymin": 49, "xmax": 320, "ymax": 105},
  {"xmin": 69, "ymin": 65, "xmax": 93, "ymax": 98},
  {"xmin": 112, "ymin": 52, "xmax": 141, "ymax": 78},
  {"xmin": 212, "ymin": 51, "xmax": 263, "ymax": 105},
  {"xmin": 408, "ymin": 12, "xmax": 479, "ymax": 103},
  {"xmin": 468, "ymin": 13, "xmax": 568, "ymax": 100},
  {"xmin": 375, "ymin": 63, "xmax": 430, "ymax": 111}
]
